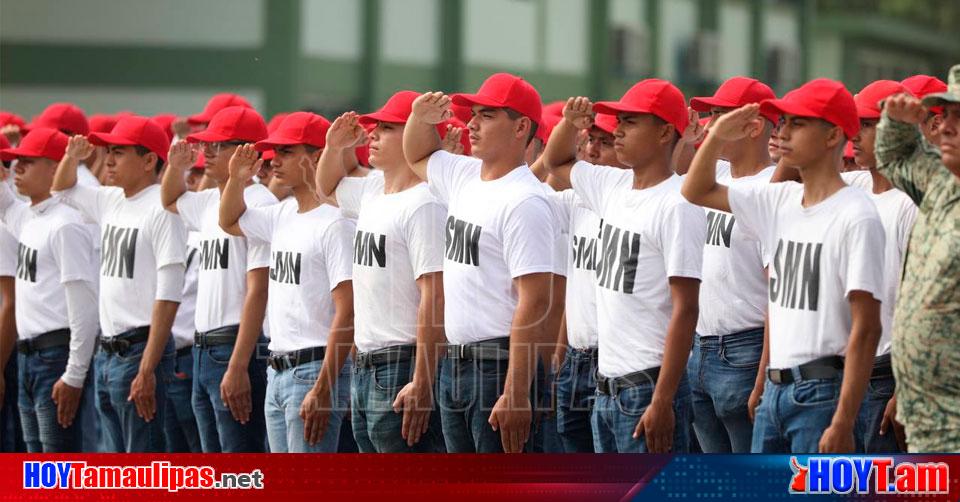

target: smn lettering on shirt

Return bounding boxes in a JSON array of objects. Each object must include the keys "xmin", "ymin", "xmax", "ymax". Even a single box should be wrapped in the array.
[
  {"xmin": 769, "ymin": 238, "xmax": 822, "ymax": 311},
  {"xmin": 100, "ymin": 224, "xmax": 138, "ymax": 279},
  {"xmin": 445, "ymin": 216, "xmax": 481, "ymax": 266}
]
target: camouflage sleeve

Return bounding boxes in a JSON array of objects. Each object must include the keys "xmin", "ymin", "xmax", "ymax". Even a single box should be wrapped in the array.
[{"xmin": 875, "ymin": 112, "xmax": 941, "ymax": 206}]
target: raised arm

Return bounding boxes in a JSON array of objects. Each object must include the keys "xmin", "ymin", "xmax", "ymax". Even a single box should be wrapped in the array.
[
  {"xmin": 681, "ymin": 104, "xmax": 765, "ymax": 212},
  {"xmin": 316, "ymin": 112, "xmax": 367, "ymax": 198},
  {"xmin": 542, "ymin": 97, "xmax": 594, "ymax": 173},
  {"xmin": 403, "ymin": 92, "xmax": 453, "ymax": 181},
  {"xmin": 160, "ymin": 141, "xmax": 200, "ymax": 213},
  {"xmin": 875, "ymin": 93, "xmax": 939, "ymax": 205},
  {"xmin": 219, "ymin": 144, "xmax": 262, "ymax": 236},
  {"xmin": 53, "ymin": 135, "xmax": 95, "ymax": 192}
]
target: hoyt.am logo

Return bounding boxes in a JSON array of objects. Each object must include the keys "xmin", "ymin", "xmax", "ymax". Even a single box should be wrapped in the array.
[{"xmin": 789, "ymin": 456, "xmax": 949, "ymax": 495}]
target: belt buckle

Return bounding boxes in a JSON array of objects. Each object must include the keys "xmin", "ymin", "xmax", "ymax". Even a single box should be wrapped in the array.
[{"xmin": 768, "ymin": 369, "xmax": 783, "ymax": 385}]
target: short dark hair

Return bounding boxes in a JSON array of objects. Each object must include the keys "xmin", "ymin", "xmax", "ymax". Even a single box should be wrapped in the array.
[
  {"xmin": 133, "ymin": 145, "xmax": 164, "ymax": 174},
  {"xmin": 504, "ymin": 108, "xmax": 539, "ymax": 146}
]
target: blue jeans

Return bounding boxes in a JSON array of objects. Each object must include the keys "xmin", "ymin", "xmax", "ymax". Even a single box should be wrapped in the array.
[
  {"xmin": 855, "ymin": 374, "xmax": 902, "ymax": 453},
  {"xmin": 163, "ymin": 348, "xmax": 201, "ymax": 452},
  {"xmin": 350, "ymin": 355, "xmax": 445, "ymax": 453},
  {"xmin": 591, "ymin": 372, "xmax": 692, "ymax": 453},
  {"xmin": 192, "ymin": 337, "xmax": 268, "ymax": 452},
  {"xmin": 264, "ymin": 356, "xmax": 351, "ymax": 453},
  {"xmin": 0, "ymin": 351, "xmax": 25, "ymax": 452},
  {"xmin": 529, "ymin": 366, "xmax": 563, "ymax": 453},
  {"xmin": 438, "ymin": 357, "xmax": 543, "ymax": 453},
  {"xmin": 751, "ymin": 373, "xmax": 842, "ymax": 453},
  {"xmin": 687, "ymin": 328, "xmax": 763, "ymax": 453},
  {"xmin": 555, "ymin": 347, "xmax": 597, "ymax": 453},
  {"xmin": 94, "ymin": 336, "xmax": 174, "ymax": 453},
  {"xmin": 18, "ymin": 345, "xmax": 86, "ymax": 452}
]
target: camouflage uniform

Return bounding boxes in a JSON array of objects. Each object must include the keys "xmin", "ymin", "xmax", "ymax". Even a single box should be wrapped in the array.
[{"xmin": 876, "ymin": 105, "xmax": 960, "ymax": 452}]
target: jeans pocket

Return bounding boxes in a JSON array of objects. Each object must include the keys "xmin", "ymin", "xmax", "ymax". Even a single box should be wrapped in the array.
[
  {"xmin": 292, "ymin": 361, "xmax": 322, "ymax": 385},
  {"xmin": 373, "ymin": 360, "xmax": 411, "ymax": 393},
  {"xmin": 719, "ymin": 338, "xmax": 762, "ymax": 369},
  {"xmin": 205, "ymin": 344, "xmax": 234, "ymax": 365},
  {"xmin": 867, "ymin": 377, "xmax": 895, "ymax": 400},
  {"xmin": 615, "ymin": 385, "xmax": 653, "ymax": 417},
  {"xmin": 116, "ymin": 341, "xmax": 147, "ymax": 363},
  {"xmin": 790, "ymin": 379, "xmax": 839, "ymax": 407},
  {"xmin": 35, "ymin": 346, "xmax": 70, "ymax": 364}
]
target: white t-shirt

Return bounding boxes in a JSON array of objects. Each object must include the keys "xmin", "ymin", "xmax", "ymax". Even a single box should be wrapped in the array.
[
  {"xmin": 336, "ymin": 176, "xmax": 445, "ymax": 352},
  {"xmin": 841, "ymin": 172, "xmax": 918, "ymax": 356},
  {"xmin": 697, "ymin": 165, "xmax": 774, "ymax": 337},
  {"xmin": 540, "ymin": 183, "xmax": 569, "ymax": 278},
  {"xmin": 77, "ymin": 164, "xmax": 100, "ymax": 188},
  {"xmin": 175, "ymin": 184, "xmax": 277, "ymax": 332},
  {"xmin": 570, "ymin": 162, "xmax": 707, "ymax": 377},
  {"xmin": 57, "ymin": 184, "xmax": 187, "ymax": 337},
  {"xmin": 0, "ymin": 222, "xmax": 15, "ymax": 278},
  {"xmin": 552, "ymin": 189, "xmax": 601, "ymax": 349},
  {"xmin": 239, "ymin": 200, "xmax": 354, "ymax": 353},
  {"xmin": 0, "ymin": 193, "xmax": 97, "ymax": 338},
  {"xmin": 426, "ymin": 150, "xmax": 556, "ymax": 345},
  {"xmin": 728, "ymin": 182, "xmax": 885, "ymax": 369},
  {"xmin": 171, "ymin": 232, "xmax": 200, "ymax": 349}
]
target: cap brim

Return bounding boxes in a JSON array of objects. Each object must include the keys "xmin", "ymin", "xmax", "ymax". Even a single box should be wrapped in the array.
[
  {"xmin": 184, "ymin": 129, "xmax": 232, "ymax": 143},
  {"xmin": 921, "ymin": 92, "xmax": 960, "ymax": 107},
  {"xmin": 1, "ymin": 146, "xmax": 59, "ymax": 162},
  {"xmin": 187, "ymin": 113, "xmax": 211, "ymax": 125},
  {"xmin": 591, "ymin": 100, "xmax": 654, "ymax": 117},
  {"xmin": 759, "ymin": 98, "xmax": 820, "ymax": 122},
  {"xmin": 253, "ymin": 135, "xmax": 324, "ymax": 152},
  {"xmin": 855, "ymin": 104, "xmax": 881, "ymax": 119},
  {"xmin": 689, "ymin": 96, "xmax": 736, "ymax": 113},
  {"xmin": 88, "ymin": 132, "xmax": 139, "ymax": 148},
  {"xmin": 358, "ymin": 111, "xmax": 407, "ymax": 126},
  {"xmin": 451, "ymin": 93, "xmax": 506, "ymax": 111},
  {"xmin": 261, "ymin": 150, "xmax": 275, "ymax": 160}
]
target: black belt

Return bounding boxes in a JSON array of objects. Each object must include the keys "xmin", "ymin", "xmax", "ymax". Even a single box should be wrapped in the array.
[
  {"xmin": 569, "ymin": 346, "xmax": 599, "ymax": 359},
  {"xmin": 99, "ymin": 326, "xmax": 151, "ymax": 354},
  {"xmin": 267, "ymin": 346, "xmax": 326, "ymax": 372},
  {"xmin": 596, "ymin": 366, "xmax": 661, "ymax": 396},
  {"xmin": 767, "ymin": 355, "xmax": 844, "ymax": 385},
  {"xmin": 194, "ymin": 324, "xmax": 240, "ymax": 348},
  {"xmin": 17, "ymin": 329, "xmax": 71, "ymax": 355},
  {"xmin": 446, "ymin": 337, "xmax": 510, "ymax": 361},
  {"xmin": 871, "ymin": 353, "xmax": 893, "ymax": 379},
  {"xmin": 355, "ymin": 345, "xmax": 415, "ymax": 369},
  {"xmin": 176, "ymin": 346, "xmax": 193, "ymax": 358}
]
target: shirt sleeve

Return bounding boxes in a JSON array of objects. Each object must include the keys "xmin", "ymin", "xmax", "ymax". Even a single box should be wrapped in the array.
[
  {"xmin": 728, "ymin": 181, "xmax": 786, "ymax": 254},
  {"xmin": 569, "ymin": 160, "xmax": 630, "ymax": 216},
  {"xmin": 875, "ymin": 113, "xmax": 942, "ymax": 206},
  {"xmin": 155, "ymin": 263, "xmax": 186, "ymax": 302},
  {"xmin": 502, "ymin": 196, "xmax": 556, "ymax": 278},
  {"xmin": 238, "ymin": 204, "xmax": 279, "ymax": 243},
  {"xmin": 660, "ymin": 200, "xmax": 707, "ymax": 280},
  {"xmin": 839, "ymin": 215, "xmax": 886, "ymax": 301},
  {"xmin": 174, "ymin": 189, "xmax": 211, "ymax": 232},
  {"xmin": 403, "ymin": 201, "xmax": 446, "ymax": 279},
  {"xmin": 0, "ymin": 224, "xmax": 16, "ymax": 278},
  {"xmin": 335, "ymin": 176, "xmax": 377, "ymax": 220},
  {"xmin": 425, "ymin": 149, "xmax": 479, "ymax": 205},
  {"xmin": 51, "ymin": 221, "xmax": 98, "ymax": 285},
  {"xmin": 320, "ymin": 218, "xmax": 355, "ymax": 290},
  {"xmin": 246, "ymin": 239, "xmax": 272, "ymax": 271},
  {"xmin": 60, "ymin": 280, "xmax": 99, "ymax": 388},
  {"xmin": 0, "ymin": 184, "xmax": 27, "ymax": 236},
  {"xmin": 55, "ymin": 184, "xmax": 114, "ymax": 225},
  {"xmin": 147, "ymin": 207, "xmax": 187, "ymax": 269}
]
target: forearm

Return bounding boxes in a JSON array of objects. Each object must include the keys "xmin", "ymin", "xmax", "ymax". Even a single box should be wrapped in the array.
[
  {"xmin": 0, "ymin": 281, "xmax": 15, "ymax": 374},
  {"xmin": 681, "ymin": 134, "xmax": 727, "ymax": 210},
  {"xmin": 412, "ymin": 296, "xmax": 444, "ymax": 386},
  {"xmin": 160, "ymin": 165, "xmax": 188, "ymax": 210},
  {"xmin": 542, "ymin": 119, "xmax": 579, "ymax": 169},
  {"xmin": 671, "ymin": 141, "xmax": 696, "ymax": 176},
  {"xmin": 141, "ymin": 300, "xmax": 179, "ymax": 373},
  {"xmin": 504, "ymin": 296, "xmax": 549, "ymax": 398},
  {"xmin": 61, "ymin": 280, "xmax": 99, "ymax": 387},
  {"xmin": 754, "ymin": 312, "xmax": 771, "ymax": 390},
  {"xmin": 316, "ymin": 146, "xmax": 349, "ymax": 198},
  {"xmin": 228, "ymin": 269, "xmax": 268, "ymax": 372},
  {"xmin": 53, "ymin": 154, "xmax": 80, "ymax": 192},
  {"xmin": 314, "ymin": 310, "xmax": 354, "ymax": 394},
  {"xmin": 652, "ymin": 304, "xmax": 698, "ymax": 405},
  {"xmin": 218, "ymin": 176, "xmax": 248, "ymax": 233},
  {"xmin": 833, "ymin": 325, "xmax": 882, "ymax": 428},
  {"xmin": 402, "ymin": 112, "xmax": 442, "ymax": 167}
]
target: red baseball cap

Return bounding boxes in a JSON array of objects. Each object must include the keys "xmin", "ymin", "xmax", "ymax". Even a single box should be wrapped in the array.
[
  {"xmin": 542, "ymin": 101, "xmax": 565, "ymax": 121},
  {"xmin": 437, "ymin": 118, "xmax": 471, "ymax": 155},
  {"xmin": 151, "ymin": 113, "xmax": 179, "ymax": 140},
  {"xmin": 28, "ymin": 103, "xmax": 89, "ymax": 135},
  {"xmin": 1, "ymin": 127, "xmax": 69, "ymax": 162},
  {"xmin": 593, "ymin": 113, "xmax": 618, "ymax": 135},
  {"xmin": 254, "ymin": 111, "xmax": 330, "ymax": 151},
  {"xmin": 452, "ymin": 73, "xmax": 543, "ymax": 127},
  {"xmin": 0, "ymin": 111, "xmax": 26, "ymax": 129},
  {"xmin": 902, "ymin": 75, "xmax": 948, "ymax": 114},
  {"xmin": 192, "ymin": 152, "xmax": 206, "ymax": 171},
  {"xmin": 188, "ymin": 93, "xmax": 253, "ymax": 125},
  {"xmin": 690, "ymin": 76, "xmax": 779, "ymax": 124},
  {"xmin": 843, "ymin": 141, "xmax": 854, "ymax": 159},
  {"xmin": 355, "ymin": 144, "xmax": 370, "ymax": 166},
  {"xmin": 594, "ymin": 79, "xmax": 689, "ymax": 135},
  {"xmin": 261, "ymin": 113, "xmax": 291, "ymax": 161},
  {"xmin": 537, "ymin": 108, "xmax": 564, "ymax": 143},
  {"xmin": 760, "ymin": 79, "xmax": 859, "ymax": 139},
  {"xmin": 360, "ymin": 91, "xmax": 421, "ymax": 125},
  {"xmin": 186, "ymin": 106, "xmax": 268, "ymax": 144},
  {"xmin": 451, "ymin": 104, "xmax": 472, "ymax": 124},
  {"xmin": 855, "ymin": 80, "xmax": 911, "ymax": 119},
  {"xmin": 88, "ymin": 116, "xmax": 172, "ymax": 162},
  {"xmin": 0, "ymin": 134, "xmax": 10, "ymax": 159},
  {"xmin": 89, "ymin": 114, "xmax": 119, "ymax": 134}
]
